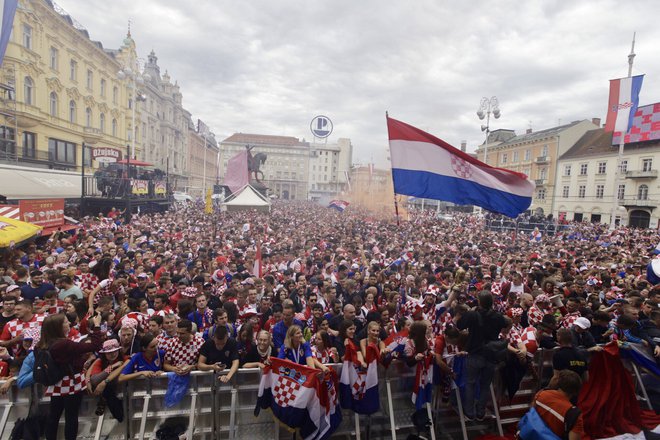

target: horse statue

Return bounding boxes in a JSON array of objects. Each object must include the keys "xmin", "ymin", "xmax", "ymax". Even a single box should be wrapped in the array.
[{"xmin": 246, "ymin": 145, "xmax": 267, "ymax": 182}]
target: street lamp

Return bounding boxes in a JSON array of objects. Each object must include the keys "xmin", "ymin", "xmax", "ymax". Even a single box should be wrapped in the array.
[
  {"xmin": 477, "ymin": 96, "xmax": 501, "ymax": 165},
  {"xmin": 117, "ymin": 61, "xmax": 150, "ymax": 160}
]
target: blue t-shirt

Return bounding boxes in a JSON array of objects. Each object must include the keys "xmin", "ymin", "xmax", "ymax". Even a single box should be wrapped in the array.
[
  {"xmin": 121, "ymin": 349, "xmax": 166, "ymax": 374},
  {"xmin": 277, "ymin": 342, "xmax": 313, "ymax": 366},
  {"xmin": 20, "ymin": 283, "xmax": 55, "ymax": 301}
]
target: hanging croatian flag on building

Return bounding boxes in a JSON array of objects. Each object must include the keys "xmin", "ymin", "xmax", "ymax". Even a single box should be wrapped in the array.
[
  {"xmin": 387, "ymin": 116, "xmax": 534, "ymax": 218},
  {"xmin": 255, "ymin": 357, "xmax": 339, "ymax": 440},
  {"xmin": 339, "ymin": 342, "xmax": 380, "ymax": 414},
  {"xmin": 0, "ymin": 1, "xmax": 17, "ymax": 69},
  {"xmin": 604, "ymin": 75, "xmax": 644, "ymax": 135},
  {"xmin": 328, "ymin": 200, "xmax": 349, "ymax": 212},
  {"xmin": 412, "ymin": 353, "xmax": 434, "ymax": 410}
]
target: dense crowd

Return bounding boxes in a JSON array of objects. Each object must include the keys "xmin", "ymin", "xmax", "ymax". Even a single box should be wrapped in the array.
[{"xmin": 1, "ymin": 201, "xmax": 659, "ymax": 439}]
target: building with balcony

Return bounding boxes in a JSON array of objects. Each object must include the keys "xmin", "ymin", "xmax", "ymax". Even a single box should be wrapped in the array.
[
  {"xmin": 554, "ymin": 127, "xmax": 660, "ymax": 228},
  {"xmin": 475, "ymin": 119, "xmax": 599, "ymax": 216},
  {"xmin": 308, "ymin": 138, "xmax": 352, "ymax": 203},
  {"xmin": 0, "ymin": 0, "xmax": 135, "ymax": 185},
  {"xmin": 219, "ymin": 133, "xmax": 311, "ymax": 200}
]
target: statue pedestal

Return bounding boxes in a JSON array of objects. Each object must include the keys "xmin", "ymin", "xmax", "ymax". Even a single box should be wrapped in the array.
[{"xmin": 250, "ymin": 180, "xmax": 269, "ymax": 197}]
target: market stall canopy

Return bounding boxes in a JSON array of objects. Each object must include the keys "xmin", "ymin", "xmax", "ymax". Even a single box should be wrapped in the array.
[
  {"xmin": 0, "ymin": 216, "xmax": 42, "ymax": 248},
  {"xmin": 0, "ymin": 165, "xmax": 81, "ymax": 200},
  {"xmin": 223, "ymin": 185, "xmax": 271, "ymax": 212}
]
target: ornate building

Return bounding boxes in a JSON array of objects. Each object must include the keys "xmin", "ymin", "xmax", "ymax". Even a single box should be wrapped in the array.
[
  {"xmin": 187, "ymin": 118, "xmax": 218, "ymax": 197},
  {"xmin": 0, "ymin": 0, "xmax": 134, "ymax": 176}
]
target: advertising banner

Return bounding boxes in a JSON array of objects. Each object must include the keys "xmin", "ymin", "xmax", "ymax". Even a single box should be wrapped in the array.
[
  {"xmin": 18, "ymin": 199, "xmax": 65, "ymax": 229},
  {"xmin": 91, "ymin": 147, "xmax": 122, "ymax": 163},
  {"xmin": 154, "ymin": 181, "xmax": 166, "ymax": 195},
  {"xmin": 131, "ymin": 180, "xmax": 148, "ymax": 195}
]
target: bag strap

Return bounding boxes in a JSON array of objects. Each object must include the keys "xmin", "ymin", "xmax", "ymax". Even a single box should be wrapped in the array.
[{"xmin": 563, "ymin": 406, "xmax": 581, "ymax": 439}]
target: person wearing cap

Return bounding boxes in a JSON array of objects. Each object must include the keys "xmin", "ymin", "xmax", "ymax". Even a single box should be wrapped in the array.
[
  {"xmin": 570, "ymin": 317, "xmax": 601, "ymax": 352},
  {"xmin": 86, "ymin": 339, "xmax": 128, "ymax": 421}
]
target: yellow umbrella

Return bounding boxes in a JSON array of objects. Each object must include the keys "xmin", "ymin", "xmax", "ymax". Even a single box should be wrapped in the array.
[{"xmin": 0, "ymin": 216, "xmax": 42, "ymax": 249}]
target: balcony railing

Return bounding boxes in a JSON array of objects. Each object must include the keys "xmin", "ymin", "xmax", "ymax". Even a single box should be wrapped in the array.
[
  {"xmin": 622, "ymin": 198, "xmax": 657, "ymax": 208},
  {"xmin": 0, "ymin": 148, "xmax": 80, "ymax": 170},
  {"xmin": 625, "ymin": 169, "xmax": 658, "ymax": 179},
  {"xmin": 535, "ymin": 156, "xmax": 549, "ymax": 164},
  {"xmin": 534, "ymin": 179, "xmax": 547, "ymax": 186}
]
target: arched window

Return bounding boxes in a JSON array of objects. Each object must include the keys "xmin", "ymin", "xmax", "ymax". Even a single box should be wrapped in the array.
[
  {"xmin": 85, "ymin": 107, "xmax": 92, "ymax": 127},
  {"xmin": 638, "ymin": 184, "xmax": 649, "ymax": 200},
  {"xmin": 49, "ymin": 92, "xmax": 58, "ymax": 116},
  {"xmin": 24, "ymin": 77, "xmax": 33, "ymax": 105},
  {"xmin": 112, "ymin": 118, "xmax": 117, "ymax": 137},
  {"xmin": 69, "ymin": 100, "xmax": 76, "ymax": 123},
  {"xmin": 100, "ymin": 113, "xmax": 105, "ymax": 133}
]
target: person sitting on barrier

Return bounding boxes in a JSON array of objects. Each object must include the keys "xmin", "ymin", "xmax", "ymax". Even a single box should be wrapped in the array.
[
  {"xmin": 163, "ymin": 319, "xmax": 204, "ymax": 376},
  {"xmin": 118, "ymin": 333, "xmax": 165, "ymax": 382},
  {"xmin": 336, "ymin": 319, "xmax": 364, "ymax": 366},
  {"xmin": 42, "ymin": 312, "xmax": 104, "ymax": 440},
  {"xmin": 242, "ymin": 330, "xmax": 272, "ymax": 369},
  {"xmin": 278, "ymin": 324, "xmax": 328, "ymax": 372},
  {"xmin": 86, "ymin": 339, "xmax": 128, "ymax": 421},
  {"xmin": 198, "ymin": 324, "xmax": 240, "ymax": 382}
]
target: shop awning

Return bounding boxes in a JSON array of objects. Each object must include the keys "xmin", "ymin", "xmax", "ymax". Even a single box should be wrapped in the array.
[
  {"xmin": 0, "ymin": 216, "xmax": 42, "ymax": 248},
  {"xmin": 0, "ymin": 165, "xmax": 82, "ymax": 200}
]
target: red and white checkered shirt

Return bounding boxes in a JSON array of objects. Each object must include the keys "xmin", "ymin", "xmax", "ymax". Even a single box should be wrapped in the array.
[
  {"xmin": 0, "ymin": 314, "xmax": 46, "ymax": 356},
  {"xmin": 520, "ymin": 326, "xmax": 539, "ymax": 356},
  {"xmin": 560, "ymin": 311, "xmax": 581, "ymax": 329},
  {"xmin": 156, "ymin": 332, "xmax": 176, "ymax": 351},
  {"xmin": 503, "ymin": 326, "xmax": 523, "ymax": 347},
  {"xmin": 44, "ymin": 372, "xmax": 87, "ymax": 397},
  {"xmin": 164, "ymin": 334, "xmax": 204, "ymax": 366},
  {"xmin": 527, "ymin": 306, "xmax": 546, "ymax": 327}
]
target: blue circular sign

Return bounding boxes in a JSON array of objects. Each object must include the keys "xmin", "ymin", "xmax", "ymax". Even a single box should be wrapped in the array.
[{"xmin": 310, "ymin": 115, "xmax": 333, "ymax": 138}]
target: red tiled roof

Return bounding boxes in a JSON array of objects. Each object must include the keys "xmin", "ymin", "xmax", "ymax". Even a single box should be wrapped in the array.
[{"xmin": 222, "ymin": 133, "xmax": 305, "ymax": 146}]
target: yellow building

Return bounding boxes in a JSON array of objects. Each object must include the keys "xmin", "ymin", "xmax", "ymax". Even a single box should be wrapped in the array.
[{"xmin": 0, "ymin": 0, "xmax": 138, "ymax": 179}]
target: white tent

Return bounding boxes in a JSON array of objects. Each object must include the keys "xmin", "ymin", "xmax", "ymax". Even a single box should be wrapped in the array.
[{"xmin": 223, "ymin": 184, "xmax": 271, "ymax": 212}]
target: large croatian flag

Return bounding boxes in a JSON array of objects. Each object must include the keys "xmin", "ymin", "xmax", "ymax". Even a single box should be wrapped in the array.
[
  {"xmin": 387, "ymin": 117, "xmax": 534, "ymax": 218},
  {"xmin": 604, "ymin": 75, "xmax": 644, "ymax": 134},
  {"xmin": 339, "ymin": 342, "xmax": 380, "ymax": 414},
  {"xmin": 412, "ymin": 352, "xmax": 434, "ymax": 410},
  {"xmin": 255, "ymin": 357, "xmax": 324, "ymax": 439}
]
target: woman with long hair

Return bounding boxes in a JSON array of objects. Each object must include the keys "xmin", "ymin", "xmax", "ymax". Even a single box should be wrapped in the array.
[
  {"xmin": 278, "ymin": 324, "xmax": 328, "ymax": 372},
  {"xmin": 336, "ymin": 319, "xmax": 366, "ymax": 367},
  {"xmin": 311, "ymin": 330, "xmax": 339, "ymax": 364},
  {"xmin": 242, "ymin": 330, "xmax": 272, "ymax": 369},
  {"xmin": 41, "ymin": 313, "xmax": 104, "ymax": 440},
  {"xmin": 360, "ymin": 321, "xmax": 388, "ymax": 361}
]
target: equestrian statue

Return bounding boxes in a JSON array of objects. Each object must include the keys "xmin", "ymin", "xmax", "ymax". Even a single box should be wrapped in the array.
[{"xmin": 246, "ymin": 145, "xmax": 267, "ymax": 182}]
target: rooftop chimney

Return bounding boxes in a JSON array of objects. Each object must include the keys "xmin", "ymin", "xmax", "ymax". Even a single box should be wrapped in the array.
[
  {"xmin": 592, "ymin": 117, "xmax": 601, "ymax": 127},
  {"xmin": 460, "ymin": 140, "xmax": 467, "ymax": 152},
  {"xmin": 526, "ymin": 128, "xmax": 532, "ymax": 134}
]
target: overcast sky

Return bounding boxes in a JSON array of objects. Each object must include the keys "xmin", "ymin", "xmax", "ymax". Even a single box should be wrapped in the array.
[{"xmin": 55, "ymin": 0, "xmax": 660, "ymax": 167}]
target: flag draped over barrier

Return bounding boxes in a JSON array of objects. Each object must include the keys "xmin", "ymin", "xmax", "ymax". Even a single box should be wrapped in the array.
[
  {"xmin": 578, "ymin": 342, "xmax": 660, "ymax": 440},
  {"xmin": 339, "ymin": 342, "xmax": 380, "ymax": 415},
  {"xmin": 412, "ymin": 352, "xmax": 434, "ymax": 410},
  {"xmin": 255, "ymin": 357, "xmax": 341, "ymax": 440},
  {"xmin": 387, "ymin": 116, "xmax": 534, "ymax": 218}
]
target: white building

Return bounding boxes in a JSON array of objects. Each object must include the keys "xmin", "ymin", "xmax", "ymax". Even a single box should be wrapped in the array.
[
  {"xmin": 308, "ymin": 138, "xmax": 352, "ymax": 202},
  {"xmin": 555, "ymin": 127, "xmax": 660, "ymax": 228}
]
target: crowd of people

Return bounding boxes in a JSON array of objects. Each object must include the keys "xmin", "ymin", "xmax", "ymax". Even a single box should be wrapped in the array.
[{"xmin": 0, "ymin": 201, "xmax": 659, "ymax": 439}]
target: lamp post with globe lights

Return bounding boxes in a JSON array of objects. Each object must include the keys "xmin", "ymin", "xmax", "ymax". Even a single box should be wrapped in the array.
[{"xmin": 477, "ymin": 96, "xmax": 501, "ymax": 165}]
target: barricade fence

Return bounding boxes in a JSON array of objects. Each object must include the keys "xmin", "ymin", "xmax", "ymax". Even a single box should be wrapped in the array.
[{"xmin": 0, "ymin": 348, "xmax": 650, "ymax": 440}]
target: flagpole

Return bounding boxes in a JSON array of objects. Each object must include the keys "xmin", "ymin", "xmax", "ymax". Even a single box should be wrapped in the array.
[
  {"xmin": 386, "ymin": 111, "xmax": 401, "ymax": 226},
  {"xmin": 609, "ymin": 32, "xmax": 636, "ymax": 230}
]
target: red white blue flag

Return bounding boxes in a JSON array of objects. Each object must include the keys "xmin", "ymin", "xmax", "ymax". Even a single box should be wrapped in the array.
[
  {"xmin": 0, "ymin": 1, "xmax": 17, "ymax": 69},
  {"xmin": 382, "ymin": 328, "xmax": 409, "ymax": 367},
  {"xmin": 339, "ymin": 342, "xmax": 380, "ymax": 414},
  {"xmin": 412, "ymin": 352, "xmax": 434, "ymax": 410},
  {"xmin": 255, "ymin": 357, "xmax": 340, "ymax": 440},
  {"xmin": 605, "ymin": 75, "xmax": 644, "ymax": 135},
  {"xmin": 328, "ymin": 200, "xmax": 349, "ymax": 212},
  {"xmin": 388, "ymin": 117, "xmax": 534, "ymax": 218}
]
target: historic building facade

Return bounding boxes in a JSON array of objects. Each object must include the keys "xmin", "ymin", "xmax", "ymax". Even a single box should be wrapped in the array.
[
  {"xmin": 186, "ymin": 118, "xmax": 219, "ymax": 197},
  {"xmin": 307, "ymin": 138, "xmax": 352, "ymax": 202}
]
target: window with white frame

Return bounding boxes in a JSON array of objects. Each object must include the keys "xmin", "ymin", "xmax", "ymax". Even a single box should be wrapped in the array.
[
  {"xmin": 69, "ymin": 100, "xmax": 76, "ymax": 123},
  {"xmin": 597, "ymin": 162, "xmax": 606, "ymax": 174},
  {"xmin": 578, "ymin": 185, "xmax": 586, "ymax": 198},
  {"xmin": 49, "ymin": 92, "xmax": 57, "ymax": 116},
  {"xmin": 643, "ymin": 158, "xmax": 653, "ymax": 172},
  {"xmin": 541, "ymin": 144, "xmax": 548, "ymax": 157},
  {"xmin": 70, "ymin": 60, "xmax": 77, "ymax": 81},
  {"xmin": 23, "ymin": 77, "xmax": 33, "ymax": 106},
  {"xmin": 524, "ymin": 149, "xmax": 530, "ymax": 161},
  {"xmin": 49, "ymin": 47, "xmax": 58, "ymax": 70},
  {"xmin": 100, "ymin": 113, "xmax": 105, "ymax": 132},
  {"xmin": 580, "ymin": 163, "xmax": 588, "ymax": 175},
  {"xmin": 638, "ymin": 184, "xmax": 649, "ymax": 200},
  {"xmin": 86, "ymin": 70, "xmax": 93, "ymax": 90},
  {"xmin": 22, "ymin": 24, "xmax": 32, "ymax": 49},
  {"xmin": 537, "ymin": 188, "xmax": 546, "ymax": 200},
  {"xmin": 617, "ymin": 184, "xmax": 625, "ymax": 200},
  {"xmin": 562, "ymin": 186, "xmax": 569, "ymax": 198},
  {"xmin": 501, "ymin": 152, "xmax": 507, "ymax": 164},
  {"xmin": 538, "ymin": 167, "xmax": 547, "ymax": 180},
  {"xmin": 100, "ymin": 79, "xmax": 106, "ymax": 97},
  {"xmin": 619, "ymin": 160, "xmax": 628, "ymax": 173},
  {"xmin": 85, "ymin": 107, "xmax": 92, "ymax": 127},
  {"xmin": 564, "ymin": 164, "xmax": 571, "ymax": 176},
  {"xmin": 596, "ymin": 185, "xmax": 604, "ymax": 199},
  {"xmin": 512, "ymin": 151, "xmax": 519, "ymax": 162}
]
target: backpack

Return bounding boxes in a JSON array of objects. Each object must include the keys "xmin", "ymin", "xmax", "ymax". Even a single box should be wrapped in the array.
[{"xmin": 33, "ymin": 348, "xmax": 66, "ymax": 386}]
